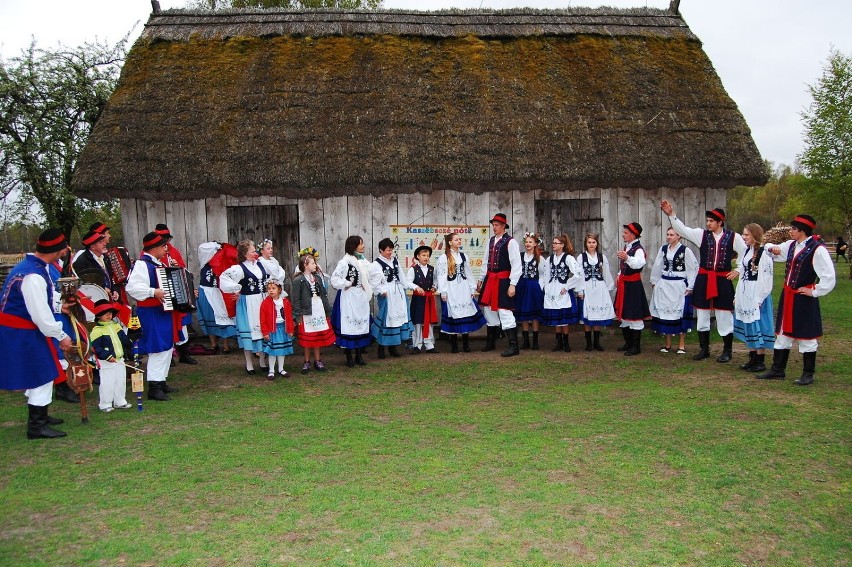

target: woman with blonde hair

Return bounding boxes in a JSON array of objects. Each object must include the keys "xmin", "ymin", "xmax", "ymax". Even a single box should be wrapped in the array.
[
  {"xmin": 732, "ymin": 223, "xmax": 775, "ymax": 372},
  {"xmin": 575, "ymin": 233, "xmax": 616, "ymax": 351},
  {"xmin": 542, "ymin": 234, "xmax": 582, "ymax": 351}
]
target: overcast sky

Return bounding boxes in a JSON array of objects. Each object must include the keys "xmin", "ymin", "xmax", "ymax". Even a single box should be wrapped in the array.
[{"xmin": 1, "ymin": 0, "xmax": 850, "ymax": 170}]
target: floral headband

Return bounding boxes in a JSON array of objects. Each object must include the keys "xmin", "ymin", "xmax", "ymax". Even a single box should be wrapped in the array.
[
  {"xmin": 297, "ymin": 246, "xmax": 320, "ymax": 261},
  {"xmin": 523, "ymin": 232, "xmax": 543, "ymax": 247},
  {"xmin": 260, "ymin": 238, "xmax": 273, "ymax": 248}
]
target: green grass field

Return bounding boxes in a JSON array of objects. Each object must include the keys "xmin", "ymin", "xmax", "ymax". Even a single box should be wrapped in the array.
[{"xmin": 1, "ymin": 270, "xmax": 849, "ymax": 565}]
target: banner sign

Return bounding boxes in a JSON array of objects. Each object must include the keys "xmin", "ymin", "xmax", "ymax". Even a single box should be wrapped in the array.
[{"xmin": 390, "ymin": 225, "xmax": 490, "ymax": 280}]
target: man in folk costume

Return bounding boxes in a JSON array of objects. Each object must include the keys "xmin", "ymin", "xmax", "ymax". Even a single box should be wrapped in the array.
[
  {"xmin": 661, "ymin": 201, "xmax": 746, "ymax": 362},
  {"xmin": 126, "ymin": 231, "xmax": 184, "ymax": 401},
  {"xmin": 614, "ymin": 222, "xmax": 651, "ymax": 356},
  {"xmin": 152, "ymin": 223, "xmax": 197, "ymax": 366},
  {"xmin": 758, "ymin": 214, "xmax": 835, "ymax": 385},
  {"xmin": 73, "ymin": 228, "xmax": 120, "ymax": 300},
  {"xmin": 369, "ymin": 238, "xmax": 423, "ymax": 358},
  {"xmin": 478, "ymin": 213, "xmax": 523, "ymax": 357},
  {"xmin": 72, "ymin": 221, "xmax": 111, "ymax": 263},
  {"xmin": 0, "ymin": 229, "xmax": 74, "ymax": 439}
]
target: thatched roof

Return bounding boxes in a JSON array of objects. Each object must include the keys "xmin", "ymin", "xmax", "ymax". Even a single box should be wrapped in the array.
[{"xmin": 73, "ymin": 8, "xmax": 767, "ymax": 201}]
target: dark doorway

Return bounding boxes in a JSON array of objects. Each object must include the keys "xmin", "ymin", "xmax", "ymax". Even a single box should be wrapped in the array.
[
  {"xmin": 535, "ymin": 198, "xmax": 603, "ymax": 250},
  {"xmin": 227, "ymin": 205, "xmax": 300, "ymax": 273}
]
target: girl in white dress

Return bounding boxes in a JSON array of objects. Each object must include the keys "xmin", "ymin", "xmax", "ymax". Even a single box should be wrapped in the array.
[
  {"xmin": 650, "ymin": 228, "xmax": 698, "ymax": 354},
  {"xmin": 542, "ymin": 234, "xmax": 583, "ymax": 352},
  {"xmin": 575, "ymin": 233, "xmax": 615, "ymax": 351},
  {"xmin": 436, "ymin": 232, "xmax": 486, "ymax": 353},
  {"xmin": 515, "ymin": 233, "xmax": 546, "ymax": 350},
  {"xmin": 330, "ymin": 235, "xmax": 373, "ymax": 368}
]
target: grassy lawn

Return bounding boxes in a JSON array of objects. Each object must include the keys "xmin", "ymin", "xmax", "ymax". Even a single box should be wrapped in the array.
[{"xmin": 1, "ymin": 271, "xmax": 849, "ymax": 565}]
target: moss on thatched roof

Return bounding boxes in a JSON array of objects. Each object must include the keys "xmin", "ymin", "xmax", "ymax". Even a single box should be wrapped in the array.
[{"xmin": 73, "ymin": 8, "xmax": 767, "ymax": 201}]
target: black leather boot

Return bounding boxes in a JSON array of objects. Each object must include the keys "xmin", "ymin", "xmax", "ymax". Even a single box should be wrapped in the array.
[
  {"xmin": 617, "ymin": 327, "xmax": 631, "ymax": 352},
  {"xmin": 740, "ymin": 351, "xmax": 757, "ymax": 371},
  {"xmin": 501, "ymin": 327, "xmax": 520, "ymax": 357},
  {"xmin": 27, "ymin": 405, "xmax": 66, "ymax": 439},
  {"xmin": 388, "ymin": 345, "xmax": 401, "ymax": 358},
  {"xmin": 693, "ymin": 331, "xmax": 711, "ymax": 360},
  {"xmin": 521, "ymin": 331, "xmax": 530, "ymax": 350},
  {"xmin": 562, "ymin": 333, "xmax": 571, "ymax": 352},
  {"xmin": 450, "ymin": 335, "xmax": 459, "ymax": 353},
  {"xmin": 716, "ymin": 334, "xmax": 733, "ymax": 363},
  {"xmin": 161, "ymin": 381, "xmax": 178, "ymax": 394},
  {"xmin": 593, "ymin": 330, "xmax": 604, "ymax": 351},
  {"xmin": 795, "ymin": 352, "xmax": 816, "ymax": 386},
  {"xmin": 177, "ymin": 343, "xmax": 198, "ymax": 365},
  {"xmin": 750, "ymin": 353, "xmax": 766, "ymax": 373},
  {"xmin": 55, "ymin": 381, "xmax": 80, "ymax": 404},
  {"xmin": 147, "ymin": 381, "xmax": 170, "ymax": 401},
  {"xmin": 345, "ymin": 349, "xmax": 355, "ymax": 368},
  {"xmin": 355, "ymin": 348, "xmax": 367, "ymax": 366},
  {"xmin": 377, "ymin": 345, "xmax": 387, "ymax": 359},
  {"xmin": 462, "ymin": 333, "xmax": 471, "ymax": 353},
  {"xmin": 757, "ymin": 349, "xmax": 790, "ymax": 380},
  {"xmin": 625, "ymin": 329, "xmax": 642, "ymax": 356},
  {"xmin": 552, "ymin": 333, "xmax": 564, "ymax": 352},
  {"xmin": 45, "ymin": 406, "xmax": 64, "ymax": 426},
  {"xmin": 481, "ymin": 327, "xmax": 497, "ymax": 352},
  {"xmin": 584, "ymin": 331, "xmax": 593, "ymax": 351},
  {"xmin": 531, "ymin": 331, "xmax": 539, "ymax": 350}
]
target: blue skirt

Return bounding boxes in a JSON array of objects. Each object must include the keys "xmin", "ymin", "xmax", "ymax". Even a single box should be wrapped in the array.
[
  {"xmin": 236, "ymin": 297, "xmax": 263, "ymax": 352},
  {"xmin": 197, "ymin": 289, "xmax": 237, "ymax": 338},
  {"xmin": 542, "ymin": 292, "xmax": 580, "ymax": 326},
  {"xmin": 440, "ymin": 300, "xmax": 486, "ymax": 334},
  {"xmin": 370, "ymin": 295, "xmax": 413, "ymax": 346},
  {"xmin": 734, "ymin": 300, "xmax": 775, "ymax": 350},
  {"xmin": 331, "ymin": 294, "xmax": 374, "ymax": 349},
  {"xmin": 651, "ymin": 295, "xmax": 695, "ymax": 335},
  {"xmin": 263, "ymin": 322, "xmax": 295, "ymax": 356},
  {"xmin": 515, "ymin": 277, "xmax": 543, "ymax": 323}
]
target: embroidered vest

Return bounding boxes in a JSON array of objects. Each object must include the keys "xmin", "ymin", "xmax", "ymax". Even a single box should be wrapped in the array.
[
  {"xmin": 199, "ymin": 264, "xmax": 216, "ymax": 288},
  {"xmin": 412, "ymin": 264, "xmax": 434, "ymax": 289},
  {"xmin": 662, "ymin": 244, "xmax": 687, "ymax": 273},
  {"xmin": 487, "ymin": 234, "xmax": 512, "ymax": 272},
  {"xmin": 743, "ymin": 247, "xmax": 765, "ymax": 282},
  {"xmin": 581, "ymin": 252, "xmax": 604, "ymax": 282},
  {"xmin": 699, "ymin": 229, "xmax": 735, "ymax": 271},
  {"xmin": 376, "ymin": 257, "xmax": 400, "ymax": 283},
  {"xmin": 549, "ymin": 254, "xmax": 573, "ymax": 284},
  {"xmin": 447, "ymin": 253, "xmax": 468, "ymax": 281},
  {"xmin": 522, "ymin": 254, "xmax": 540, "ymax": 279},
  {"xmin": 620, "ymin": 241, "xmax": 644, "ymax": 276},
  {"xmin": 239, "ymin": 262, "xmax": 267, "ymax": 295},
  {"xmin": 785, "ymin": 239, "xmax": 822, "ymax": 288}
]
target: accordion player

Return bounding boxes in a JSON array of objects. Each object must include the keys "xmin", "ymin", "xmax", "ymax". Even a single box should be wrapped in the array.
[{"xmin": 156, "ymin": 267, "xmax": 197, "ymax": 313}]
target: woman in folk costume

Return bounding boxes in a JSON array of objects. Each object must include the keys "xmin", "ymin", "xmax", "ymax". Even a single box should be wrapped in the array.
[
  {"xmin": 258, "ymin": 238, "xmax": 289, "ymax": 291},
  {"xmin": 515, "ymin": 232, "xmax": 546, "ymax": 351},
  {"xmin": 219, "ymin": 240, "xmax": 269, "ymax": 375},
  {"xmin": 260, "ymin": 278, "xmax": 295, "ymax": 380},
  {"xmin": 292, "ymin": 252, "xmax": 336, "ymax": 374},
  {"xmin": 650, "ymin": 228, "xmax": 698, "ymax": 354},
  {"xmin": 369, "ymin": 238, "xmax": 422, "ymax": 358},
  {"xmin": 196, "ymin": 242, "xmax": 238, "ymax": 353},
  {"xmin": 330, "ymin": 235, "xmax": 374, "ymax": 368},
  {"xmin": 542, "ymin": 234, "xmax": 583, "ymax": 352},
  {"xmin": 437, "ymin": 232, "xmax": 486, "ymax": 353},
  {"xmin": 732, "ymin": 223, "xmax": 775, "ymax": 372},
  {"xmin": 407, "ymin": 245, "xmax": 439, "ymax": 353},
  {"xmin": 575, "ymin": 233, "xmax": 616, "ymax": 351}
]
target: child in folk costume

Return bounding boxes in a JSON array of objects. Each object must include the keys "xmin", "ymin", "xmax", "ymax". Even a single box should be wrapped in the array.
[
  {"xmin": 516, "ymin": 233, "xmax": 546, "ymax": 350},
  {"xmin": 407, "ymin": 245, "xmax": 439, "ymax": 353},
  {"xmin": 331, "ymin": 235, "xmax": 374, "ymax": 368},
  {"xmin": 197, "ymin": 242, "xmax": 237, "ymax": 354},
  {"xmin": 542, "ymin": 234, "xmax": 583, "ymax": 352},
  {"xmin": 292, "ymin": 253, "xmax": 335, "ymax": 374},
  {"xmin": 260, "ymin": 279, "xmax": 295, "ymax": 380},
  {"xmin": 89, "ymin": 300, "xmax": 133, "ymax": 412},
  {"xmin": 437, "ymin": 232, "xmax": 486, "ymax": 353},
  {"xmin": 370, "ymin": 238, "xmax": 423, "ymax": 358},
  {"xmin": 219, "ymin": 240, "xmax": 269, "ymax": 375},
  {"xmin": 732, "ymin": 223, "xmax": 774, "ymax": 372},
  {"xmin": 615, "ymin": 222, "xmax": 651, "ymax": 356},
  {"xmin": 575, "ymin": 233, "xmax": 616, "ymax": 351},
  {"xmin": 650, "ymin": 228, "xmax": 698, "ymax": 354}
]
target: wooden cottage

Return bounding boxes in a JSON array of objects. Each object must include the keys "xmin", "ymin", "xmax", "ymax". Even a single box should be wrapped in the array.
[{"xmin": 73, "ymin": 7, "xmax": 766, "ymax": 281}]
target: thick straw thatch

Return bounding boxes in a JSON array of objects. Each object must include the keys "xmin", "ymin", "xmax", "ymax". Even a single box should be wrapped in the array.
[{"xmin": 73, "ymin": 8, "xmax": 767, "ymax": 201}]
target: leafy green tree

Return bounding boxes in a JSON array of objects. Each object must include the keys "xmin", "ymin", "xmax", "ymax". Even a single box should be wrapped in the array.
[
  {"xmin": 0, "ymin": 39, "xmax": 127, "ymax": 237},
  {"xmin": 727, "ymin": 161, "xmax": 800, "ymax": 231},
  {"xmin": 797, "ymin": 48, "xmax": 851, "ymax": 246}
]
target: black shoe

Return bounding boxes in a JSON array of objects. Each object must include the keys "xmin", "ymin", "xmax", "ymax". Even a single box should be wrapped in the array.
[
  {"xmin": 177, "ymin": 344, "xmax": 198, "ymax": 365},
  {"xmin": 410, "ymin": 346, "xmax": 422, "ymax": 354},
  {"xmin": 161, "ymin": 381, "xmax": 178, "ymax": 394},
  {"xmin": 377, "ymin": 345, "xmax": 387, "ymax": 359},
  {"xmin": 521, "ymin": 331, "xmax": 530, "ymax": 350},
  {"xmin": 716, "ymin": 335, "xmax": 733, "ymax": 363},
  {"xmin": 481, "ymin": 327, "xmax": 497, "ymax": 352},
  {"xmin": 462, "ymin": 334, "xmax": 471, "ymax": 353},
  {"xmin": 617, "ymin": 327, "xmax": 631, "ymax": 352},
  {"xmin": 147, "ymin": 382, "xmax": 170, "ymax": 401},
  {"xmin": 26, "ymin": 405, "xmax": 67, "ymax": 440},
  {"xmin": 388, "ymin": 346, "xmax": 401, "ymax": 358},
  {"xmin": 593, "ymin": 331, "xmax": 604, "ymax": 351},
  {"xmin": 531, "ymin": 332, "xmax": 540, "ymax": 351},
  {"xmin": 450, "ymin": 335, "xmax": 459, "ymax": 353},
  {"xmin": 584, "ymin": 331, "xmax": 593, "ymax": 352},
  {"xmin": 501, "ymin": 327, "xmax": 520, "ymax": 357},
  {"xmin": 795, "ymin": 352, "xmax": 816, "ymax": 385},
  {"xmin": 552, "ymin": 333, "xmax": 564, "ymax": 352},
  {"xmin": 757, "ymin": 349, "xmax": 790, "ymax": 380},
  {"xmin": 693, "ymin": 331, "xmax": 711, "ymax": 360},
  {"xmin": 345, "ymin": 350, "xmax": 355, "ymax": 368},
  {"xmin": 55, "ymin": 382, "xmax": 80, "ymax": 404},
  {"xmin": 246, "ymin": 369, "xmax": 256, "ymax": 375},
  {"xmin": 562, "ymin": 334, "xmax": 571, "ymax": 352},
  {"xmin": 749, "ymin": 354, "xmax": 766, "ymax": 373},
  {"xmin": 625, "ymin": 329, "xmax": 642, "ymax": 356},
  {"xmin": 740, "ymin": 351, "xmax": 757, "ymax": 371},
  {"xmin": 355, "ymin": 348, "xmax": 367, "ymax": 366}
]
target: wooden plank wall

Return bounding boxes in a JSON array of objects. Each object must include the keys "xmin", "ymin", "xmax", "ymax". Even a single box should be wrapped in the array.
[{"xmin": 120, "ymin": 186, "xmax": 726, "ymax": 289}]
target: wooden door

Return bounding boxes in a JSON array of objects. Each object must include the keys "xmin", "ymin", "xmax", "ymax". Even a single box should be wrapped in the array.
[
  {"xmin": 534, "ymin": 198, "xmax": 603, "ymax": 253},
  {"xmin": 226, "ymin": 205, "xmax": 300, "ymax": 274}
]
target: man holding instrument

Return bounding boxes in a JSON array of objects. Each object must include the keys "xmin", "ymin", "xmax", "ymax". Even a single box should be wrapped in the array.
[
  {"xmin": 661, "ymin": 200, "xmax": 746, "ymax": 363},
  {"xmin": 0, "ymin": 229, "xmax": 75, "ymax": 439},
  {"xmin": 126, "ymin": 231, "xmax": 182, "ymax": 401}
]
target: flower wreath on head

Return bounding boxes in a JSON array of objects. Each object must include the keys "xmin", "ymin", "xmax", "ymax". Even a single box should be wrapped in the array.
[
  {"xmin": 297, "ymin": 246, "xmax": 320, "ymax": 261},
  {"xmin": 523, "ymin": 232, "xmax": 544, "ymax": 247}
]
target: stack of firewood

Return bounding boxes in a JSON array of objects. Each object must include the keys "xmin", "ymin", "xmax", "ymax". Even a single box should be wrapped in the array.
[{"xmin": 763, "ymin": 223, "xmax": 791, "ymax": 245}]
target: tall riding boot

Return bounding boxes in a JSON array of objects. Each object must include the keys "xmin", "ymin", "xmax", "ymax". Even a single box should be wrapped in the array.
[
  {"xmin": 552, "ymin": 333, "xmax": 564, "ymax": 352},
  {"xmin": 26, "ymin": 405, "xmax": 66, "ymax": 439},
  {"xmin": 377, "ymin": 345, "xmax": 387, "ymax": 359},
  {"xmin": 501, "ymin": 327, "xmax": 520, "ymax": 357},
  {"xmin": 716, "ymin": 334, "xmax": 733, "ymax": 363},
  {"xmin": 55, "ymin": 381, "xmax": 80, "ymax": 404},
  {"xmin": 462, "ymin": 333, "xmax": 471, "ymax": 352},
  {"xmin": 562, "ymin": 333, "xmax": 571, "ymax": 352},
  {"xmin": 161, "ymin": 380, "xmax": 178, "ymax": 394},
  {"xmin": 345, "ymin": 349, "xmax": 355, "ymax": 368},
  {"xmin": 355, "ymin": 348, "xmax": 367, "ymax": 366},
  {"xmin": 177, "ymin": 343, "xmax": 198, "ymax": 365},
  {"xmin": 521, "ymin": 331, "xmax": 530, "ymax": 350},
  {"xmin": 757, "ymin": 349, "xmax": 790, "ymax": 380},
  {"xmin": 795, "ymin": 352, "xmax": 816, "ymax": 386},
  {"xmin": 481, "ymin": 327, "xmax": 497, "ymax": 352},
  {"xmin": 584, "ymin": 331, "xmax": 593, "ymax": 352},
  {"xmin": 593, "ymin": 330, "xmax": 604, "ymax": 351},
  {"xmin": 693, "ymin": 331, "xmax": 711, "ymax": 360},
  {"xmin": 750, "ymin": 353, "xmax": 766, "ymax": 373},
  {"xmin": 450, "ymin": 335, "xmax": 459, "ymax": 353},
  {"xmin": 531, "ymin": 331, "xmax": 539, "ymax": 350},
  {"xmin": 147, "ymin": 381, "xmax": 170, "ymax": 401},
  {"xmin": 625, "ymin": 329, "xmax": 642, "ymax": 356},
  {"xmin": 617, "ymin": 327, "xmax": 631, "ymax": 352},
  {"xmin": 739, "ymin": 351, "xmax": 757, "ymax": 371}
]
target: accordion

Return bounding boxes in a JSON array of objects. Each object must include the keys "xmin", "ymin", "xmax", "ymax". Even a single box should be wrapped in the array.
[
  {"xmin": 156, "ymin": 267, "xmax": 197, "ymax": 313},
  {"xmin": 105, "ymin": 247, "xmax": 132, "ymax": 284}
]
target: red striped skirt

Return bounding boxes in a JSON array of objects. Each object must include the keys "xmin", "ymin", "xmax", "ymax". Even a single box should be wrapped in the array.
[{"xmin": 296, "ymin": 320, "xmax": 337, "ymax": 348}]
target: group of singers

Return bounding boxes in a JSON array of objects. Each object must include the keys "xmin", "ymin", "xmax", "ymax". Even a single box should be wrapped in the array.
[{"xmin": 0, "ymin": 201, "xmax": 837, "ymax": 439}]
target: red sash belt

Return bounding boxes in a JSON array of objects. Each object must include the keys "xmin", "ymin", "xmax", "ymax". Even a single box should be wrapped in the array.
[
  {"xmin": 698, "ymin": 267, "xmax": 731, "ymax": 300},
  {"xmin": 615, "ymin": 273, "xmax": 641, "ymax": 320},
  {"xmin": 414, "ymin": 290, "xmax": 438, "ymax": 338},
  {"xmin": 781, "ymin": 283, "xmax": 814, "ymax": 335},
  {"xmin": 0, "ymin": 312, "xmax": 38, "ymax": 329},
  {"xmin": 137, "ymin": 298, "xmax": 184, "ymax": 342},
  {"xmin": 481, "ymin": 271, "xmax": 510, "ymax": 310}
]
